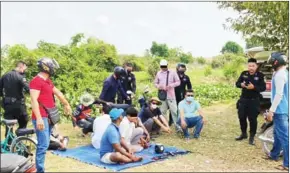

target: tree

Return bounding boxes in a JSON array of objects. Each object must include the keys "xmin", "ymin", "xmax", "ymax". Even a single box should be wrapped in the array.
[
  {"xmin": 150, "ymin": 41, "xmax": 169, "ymax": 57},
  {"xmin": 70, "ymin": 33, "xmax": 85, "ymax": 47},
  {"xmin": 245, "ymin": 38, "xmax": 263, "ymax": 49},
  {"xmin": 221, "ymin": 41, "xmax": 244, "ymax": 54},
  {"xmin": 218, "ymin": 2, "xmax": 289, "ymax": 52}
]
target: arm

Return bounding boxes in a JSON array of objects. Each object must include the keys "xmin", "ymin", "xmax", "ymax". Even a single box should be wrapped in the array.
[
  {"xmin": 19, "ymin": 75, "xmax": 30, "ymax": 93},
  {"xmin": 253, "ymin": 74, "xmax": 266, "ymax": 92},
  {"xmin": 53, "ymin": 87, "xmax": 72, "ymax": 116},
  {"xmin": 93, "ymin": 98, "xmax": 107, "ymax": 105},
  {"xmin": 99, "ymin": 80, "xmax": 110, "ymax": 100},
  {"xmin": 154, "ymin": 72, "xmax": 162, "ymax": 89},
  {"xmin": 269, "ymin": 72, "xmax": 287, "ymax": 113},
  {"xmin": 168, "ymin": 71, "xmax": 181, "ymax": 88},
  {"xmin": 112, "ymin": 143, "xmax": 133, "ymax": 159},
  {"xmin": 137, "ymin": 118, "xmax": 150, "ymax": 137},
  {"xmin": 120, "ymin": 138, "xmax": 131, "ymax": 153},
  {"xmin": 30, "ymin": 89, "xmax": 42, "ymax": 120},
  {"xmin": 186, "ymin": 76, "xmax": 192, "ymax": 90},
  {"xmin": 153, "ymin": 115, "xmax": 170, "ymax": 131},
  {"xmin": 71, "ymin": 106, "xmax": 81, "ymax": 127},
  {"xmin": 235, "ymin": 72, "xmax": 244, "ymax": 88},
  {"xmin": 118, "ymin": 80, "xmax": 128, "ymax": 98}
]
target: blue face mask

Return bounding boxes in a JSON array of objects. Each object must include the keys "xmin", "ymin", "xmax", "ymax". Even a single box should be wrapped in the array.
[{"xmin": 186, "ymin": 96, "xmax": 194, "ymax": 102}]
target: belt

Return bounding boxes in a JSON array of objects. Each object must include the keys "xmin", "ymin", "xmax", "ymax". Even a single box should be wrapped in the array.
[{"xmin": 4, "ymin": 97, "xmax": 25, "ymax": 103}]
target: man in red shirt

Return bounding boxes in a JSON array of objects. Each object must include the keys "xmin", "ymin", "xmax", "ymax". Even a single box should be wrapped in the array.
[{"xmin": 29, "ymin": 57, "xmax": 72, "ymax": 173}]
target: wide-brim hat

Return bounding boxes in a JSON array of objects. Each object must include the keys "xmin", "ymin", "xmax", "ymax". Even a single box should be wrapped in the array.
[
  {"xmin": 80, "ymin": 93, "xmax": 95, "ymax": 107},
  {"xmin": 149, "ymin": 97, "xmax": 162, "ymax": 105}
]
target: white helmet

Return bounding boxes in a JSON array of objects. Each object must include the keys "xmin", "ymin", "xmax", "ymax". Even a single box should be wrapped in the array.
[{"xmin": 160, "ymin": 59, "xmax": 168, "ymax": 66}]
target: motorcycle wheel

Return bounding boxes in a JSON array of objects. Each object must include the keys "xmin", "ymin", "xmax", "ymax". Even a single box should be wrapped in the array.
[{"xmin": 262, "ymin": 126, "xmax": 283, "ymax": 156}]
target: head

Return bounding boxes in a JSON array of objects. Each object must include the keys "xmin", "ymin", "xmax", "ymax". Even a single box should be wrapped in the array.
[
  {"xmin": 160, "ymin": 59, "xmax": 168, "ymax": 71},
  {"xmin": 79, "ymin": 93, "xmax": 94, "ymax": 107},
  {"xmin": 149, "ymin": 97, "xmax": 162, "ymax": 110},
  {"xmin": 37, "ymin": 57, "xmax": 60, "ymax": 76},
  {"xmin": 126, "ymin": 107, "xmax": 139, "ymax": 123},
  {"xmin": 176, "ymin": 63, "xmax": 186, "ymax": 74},
  {"xmin": 15, "ymin": 61, "xmax": 27, "ymax": 74},
  {"xmin": 268, "ymin": 52, "xmax": 287, "ymax": 71},
  {"xmin": 185, "ymin": 89, "xmax": 194, "ymax": 103},
  {"xmin": 247, "ymin": 58, "xmax": 258, "ymax": 74},
  {"xmin": 102, "ymin": 104, "xmax": 112, "ymax": 115},
  {"xmin": 125, "ymin": 63, "xmax": 133, "ymax": 73},
  {"xmin": 109, "ymin": 108, "xmax": 124, "ymax": 125},
  {"xmin": 113, "ymin": 66, "xmax": 125, "ymax": 79}
]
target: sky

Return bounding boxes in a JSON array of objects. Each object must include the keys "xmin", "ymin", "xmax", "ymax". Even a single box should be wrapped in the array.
[{"xmin": 1, "ymin": 2, "xmax": 246, "ymax": 58}]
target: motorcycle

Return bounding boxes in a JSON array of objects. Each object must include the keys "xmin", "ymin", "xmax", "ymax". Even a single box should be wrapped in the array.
[
  {"xmin": 258, "ymin": 111, "xmax": 283, "ymax": 156},
  {"xmin": 1, "ymin": 153, "xmax": 36, "ymax": 173}
]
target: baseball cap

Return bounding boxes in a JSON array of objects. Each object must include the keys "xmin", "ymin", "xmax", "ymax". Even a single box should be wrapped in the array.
[
  {"xmin": 109, "ymin": 108, "xmax": 124, "ymax": 120},
  {"xmin": 160, "ymin": 59, "xmax": 168, "ymax": 66}
]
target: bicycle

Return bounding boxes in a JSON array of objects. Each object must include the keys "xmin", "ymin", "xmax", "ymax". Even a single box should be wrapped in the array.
[{"xmin": 1, "ymin": 119, "xmax": 37, "ymax": 158}]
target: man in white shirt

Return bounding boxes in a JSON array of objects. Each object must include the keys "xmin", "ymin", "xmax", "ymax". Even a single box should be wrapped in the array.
[
  {"xmin": 91, "ymin": 105, "xmax": 112, "ymax": 149},
  {"xmin": 119, "ymin": 107, "xmax": 150, "ymax": 152}
]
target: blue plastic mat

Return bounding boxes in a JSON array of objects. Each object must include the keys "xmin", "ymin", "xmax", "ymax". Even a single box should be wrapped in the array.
[{"xmin": 51, "ymin": 144, "xmax": 190, "ymax": 171}]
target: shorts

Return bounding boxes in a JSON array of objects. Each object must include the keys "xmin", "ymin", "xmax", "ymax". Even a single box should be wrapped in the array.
[{"xmin": 100, "ymin": 153, "xmax": 116, "ymax": 164}]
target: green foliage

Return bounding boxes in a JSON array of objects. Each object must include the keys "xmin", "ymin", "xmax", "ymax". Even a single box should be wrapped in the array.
[
  {"xmin": 147, "ymin": 56, "xmax": 162, "ymax": 80},
  {"xmin": 196, "ymin": 57, "xmax": 206, "ymax": 65},
  {"xmin": 222, "ymin": 59, "xmax": 245, "ymax": 82},
  {"xmin": 218, "ymin": 1, "xmax": 289, "ymax": 52},
  {"xmin": 245, "ymin": 38, "xmax": 263, "ymax": 49},
  {"xmin": 150, "ymin": 41, "xmax": 169, "ymax": 57},
  {"xmin": 118, "ymin": 54, "xmax": 146, "ymax": 71},
  {"xmin": 180, "ymin": 52, "xmax": 193, "ymax": 64},
  {"xmin": 221, "ymin": 41, "xmax": 244, "ymax": 54},
  {"xmin": 204, "ymin": 65, "xmax": 212, "ymax": 77},
  {"xmin": 211, "ymin": 53, "xmax": 246, "ymax": 68}
]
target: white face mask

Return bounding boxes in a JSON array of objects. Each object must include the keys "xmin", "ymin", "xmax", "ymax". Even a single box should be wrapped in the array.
[{"xmin": 151, "ymin": 104, "xmax": 157, "ymax": 109}]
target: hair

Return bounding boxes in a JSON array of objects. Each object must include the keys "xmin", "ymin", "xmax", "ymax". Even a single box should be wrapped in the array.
[
  {"xmin": 125, "ymin": 62, "xmax": 133, "ymax": 67},
  {"xmin": 16, "ymin": 61, "xmax": 27, "ymax": 67},
  {"xmin": 126, "ymin": 106, "xmax": 138, "ymax": 117},
  {"xmin": 102, "ymin": 104, "xmax": 112, "ymax": 114},
  {"xmin": 248, "ymin": 58, "xmax": 257, "ymax": 63},
  {"xmin": 185, "ymin": 89, "xmax": 194, "ymax": 94}
]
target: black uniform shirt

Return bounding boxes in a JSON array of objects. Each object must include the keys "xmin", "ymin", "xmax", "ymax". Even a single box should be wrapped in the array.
[
  {"xmin": 120, "ymin": 71, "xmax": 136, "ymax": 93},
  {"xmin": 235, "ymin": 71, "xmax": 266, "ymax": 99}
]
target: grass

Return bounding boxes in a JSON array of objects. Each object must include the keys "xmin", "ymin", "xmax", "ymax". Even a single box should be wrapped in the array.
[{"xmin": 2, "ymin": 102, "xmax": 283, "ymax": 172}]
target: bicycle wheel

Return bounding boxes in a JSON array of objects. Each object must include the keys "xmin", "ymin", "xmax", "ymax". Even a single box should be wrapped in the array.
[
  {"xmin": 262, "ymin": 126, "xmax": 283, "ymax": 156},
  {"xmin": 10, "ymin": 136, "xmax": 37, "ymax": 158}
]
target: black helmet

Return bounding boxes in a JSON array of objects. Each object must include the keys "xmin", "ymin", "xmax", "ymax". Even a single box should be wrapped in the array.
[
  {"xmin": 114, "ymin": 66, "xmax": 125, "ymax": 78},
  {"xmin": 176, "ymin": 63, "xmax": 186, "ymax": 72},
  {"xmin": 37, "ymin": 57, "xmax": 60, "ymax": 76},
  {"xmin": 268, "ymin": 52, "xmax": 287, "ymax": 70},
  {"xmin": 155, "ymin": 144, "xmax": 164, "ymax": 154}
]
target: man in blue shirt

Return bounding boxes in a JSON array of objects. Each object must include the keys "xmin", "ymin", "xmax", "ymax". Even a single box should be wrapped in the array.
[
  {"xmin": 100, "ymin": 108, "xmax": 143, "ymax": 164},
  {"xmin": 265, "ymin": 52, "xmax": 289, "ymax": 171},
  {"xmin": 99, "ymin": 66, "xmax": 129, "ymax": 103},
  {"xmin": 177, "ymin": 89, "xmax": 206, "ymax": 141}
]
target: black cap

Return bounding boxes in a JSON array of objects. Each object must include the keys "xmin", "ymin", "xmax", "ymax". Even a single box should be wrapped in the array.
[{"xmin": 248, "ymin": 58, "xmax": 257, "ymax": 63}]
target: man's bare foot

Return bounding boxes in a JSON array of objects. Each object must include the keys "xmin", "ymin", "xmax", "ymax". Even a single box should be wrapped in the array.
[{"xmin": 132, "ymin": 156, "xmax": 143, "ymax": 162}]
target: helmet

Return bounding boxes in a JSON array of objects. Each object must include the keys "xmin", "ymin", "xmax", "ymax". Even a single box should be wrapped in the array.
[
  {"xmin": 155, "ymin": 143, "xmax": 164, "ymax": 154},
  {"xmin": 176, "ymin": 63, "xmax": 186, "ymax": 72},
  {"xmin": 114, "ymin": 66, "xmax": 125, "ymax": 78},
  {"xmin": 160, "ymin": 59, "xmax": 168, "ymax": 66},
  {"xmin": 37, "ymin": 57, "xmax": 60, "ymax": 76},
  {"xmin": 268, "ymin": 52, "xmax": 287, "ymax": 70}
]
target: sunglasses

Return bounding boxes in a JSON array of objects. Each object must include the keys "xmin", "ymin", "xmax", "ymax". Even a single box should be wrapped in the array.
[{"xmin": 186, "ymin": 95, "xmax": 194, "ymax": 97}]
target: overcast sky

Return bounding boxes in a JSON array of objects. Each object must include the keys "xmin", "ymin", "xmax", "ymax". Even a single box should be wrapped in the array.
[{"xmin": 1, "ymin": 2, "xmax": 246, "ymax": 57}]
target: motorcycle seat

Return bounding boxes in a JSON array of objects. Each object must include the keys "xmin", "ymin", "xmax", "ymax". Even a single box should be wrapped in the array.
[
  {"xmin": 16, "ymin": 128, "xmax": 35, "ymax": 136},
  {"xmin": 1, "ymin": 119, "xmax": 18, "ymax": 126},
  {"xmin": 0, "ymin": 154, "xmax": 28, "ymax": 173}
]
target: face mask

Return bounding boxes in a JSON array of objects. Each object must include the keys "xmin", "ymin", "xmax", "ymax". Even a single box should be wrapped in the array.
[
  {"xmin": 186, "ymin": 96, "xmax": 194, "ymax": 102},
  {"xmin": 151, "ymin": 104, "xmax": 157, "ymax": 109},
  {"xmin": 127, "ymin": 70, "xmax": 132, "ymax": 73}
]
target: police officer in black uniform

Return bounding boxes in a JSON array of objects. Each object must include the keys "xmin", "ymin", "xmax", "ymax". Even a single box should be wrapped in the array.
[
  {"xmin": 175, "ymin": 63, "xmax": 192, "ymax": 104},
  {"xmin": 0, "ymin": 61, "xmax": 30, "ymax": 140},
  {"xmin": 117, "ymin": 62, "xmax": 136, "ymax": 105},
  {"xmin": 235, "ymin": 58, "xmax": 266, "ymax": 145}
]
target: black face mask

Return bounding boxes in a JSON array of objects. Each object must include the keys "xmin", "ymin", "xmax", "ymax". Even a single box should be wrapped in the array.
[
  {"xmin": 127, "ymin": 70, "xmax": 132, "ymax": 74},
  {"xmin": 178, "ymin": 71, "xmax": 185, "ymax": 75},
  {"xmin": 160, "ymin": 66, "xmax": 168, "ymax": 69}
]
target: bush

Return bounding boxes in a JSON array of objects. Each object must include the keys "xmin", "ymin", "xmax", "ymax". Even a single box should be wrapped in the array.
[
  {"xmin": 119, "ymin": 54, "xmax": 146, "ymax": 71},
  {"xmin": 147, "ymin": 56, "xmax": 162, "ymax": 80},
  {"xmin": 211, "ymin": 53, "xmax": 246, "ymax": 69},
  {"xmin": 196, "ymin": 56, "xmax": 206, "ymax": 65},
  {"xmin": 222, "ymin": 59, "xmax": 245, "ymax": 81},
  {"xmin": 204, "ymin": 66, "xmax": 212, "ymax": 76}
]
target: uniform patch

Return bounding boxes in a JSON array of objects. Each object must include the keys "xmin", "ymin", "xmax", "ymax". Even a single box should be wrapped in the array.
[
  {"xmin": 128, "ymin": 77, "xmax": 132, "ymax": 81},
  {"xmin": 254, "ymin": 77, "xmax": 259, "ymax": 80},
  {"xmin": 243, "ymin": 75, "xmax": 248, "ymax": 79},
  {"xmin": 183, "ymin": 78, "xmax": 187, "ymax": 82}
]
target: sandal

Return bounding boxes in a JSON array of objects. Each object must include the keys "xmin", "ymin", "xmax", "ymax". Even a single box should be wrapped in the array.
[
  {"xmin": 275, "ymin": 165, "xmax": 289, "ymax": 171},
  {"xmin": 262, "ymin": 155, "xmax": 278, "ymax": 161}
]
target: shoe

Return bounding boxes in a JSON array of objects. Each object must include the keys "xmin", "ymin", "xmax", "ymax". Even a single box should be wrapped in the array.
[
  {"xmin": 235, "ymin": 133, "xmax": 248, "ymax": 141},
  {"xmin": 249, "ymin": 136, "xmax": 255, "ymax": 145}
]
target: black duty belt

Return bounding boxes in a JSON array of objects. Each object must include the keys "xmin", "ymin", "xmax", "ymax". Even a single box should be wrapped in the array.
[{"xmin": 3, "ymin": 97, "xmax": 25, "ymax": 104}]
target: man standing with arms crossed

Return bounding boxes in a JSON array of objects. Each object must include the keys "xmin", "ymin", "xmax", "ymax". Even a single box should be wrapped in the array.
[{"xmin": 265, "ymin": 52, "xmax": 288, "ymax": 171}]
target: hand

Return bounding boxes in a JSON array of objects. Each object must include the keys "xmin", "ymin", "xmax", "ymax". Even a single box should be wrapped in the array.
[
  {"xmin": 246, "ymin": 82, "xmax": 255, "ymax": 90},
  {"xmin": 128, "ymin": 148, "xmax": 134, "ymax": 155},
  {"xmin": 64, "ymin": 104, "xmax": 72, "ymax": 116},
  {"xmin": 202, "ymin": 117, "xmax": 207, "ymax": 124},
  {"xmin": 74, "ymin": 126, "xmax": 80, "ymax": 130},
  {"xmin": 158, "ymin": 85, "xmax": 166, "ymax": 90},
  {"xmin": 36, "ymin": 118, "xmax": 45, "ymax": 131},
  {"xmin": 132, "ymin": 155, "xmax": 143, "ymax": 162},
  {"xmin": 166, "ymin": 86, "xmax": 172, "ymax": 90},
  {"xmin": 126, "ymin": 96, "xmax": 131, "ymax": 100},
  {"xmin": 145, "ymin": 134, "xmax": 150, "ymax": 142},
  {"xmin": 164, "ymin": 127, "xmax": 172, "ymax": 133},
  {"xmin": 241, "ymin": 82, "xmax": 246, "ymax": 88},
  {"xmin": 106, "ymin": 102, "xmax": 113, "ymax": 106},
  {"xmin": 181, "ymin": 120, "xmax": 187, "ymax": 129},
  {"xmin": 266, "ymin": 111, "xmax": 274, "ymax": 122}
]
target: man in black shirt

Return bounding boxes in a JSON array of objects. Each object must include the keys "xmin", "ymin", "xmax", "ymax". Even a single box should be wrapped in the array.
[
  {"xmin": 0, "ymin": 61, "xmax": 29, "ymax": 139},
  {"xmin": 235, "ymin": 58, "xmax": 266, "ymax": 145},
  {"xmin": 139, "ymin": 97, "xmax": 171, "ymax": 135},
  {"xmin": 118, "ymin": 63, "xmax": 136, "ymax": 105},
  {"xmin": 175, "ymin": 63, "xmax": 192, "ymax": 104}
]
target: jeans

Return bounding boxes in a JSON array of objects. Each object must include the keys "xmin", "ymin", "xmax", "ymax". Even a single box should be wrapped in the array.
[
  {"xmin": 177, "ymin": 116, "xmax": 204, "ymax": 138},
  {"xmin": 33, "ymin": 118, "xmax": 52, "ymax": 173},
  {"xmin": 270, "ymin": 113, "xmax": 289, "ymax": 168}
]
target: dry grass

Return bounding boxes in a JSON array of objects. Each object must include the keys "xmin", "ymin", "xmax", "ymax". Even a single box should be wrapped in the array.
[{"xmin": 1, "ymin": 103, "xmax": 285, "ymax": 172}]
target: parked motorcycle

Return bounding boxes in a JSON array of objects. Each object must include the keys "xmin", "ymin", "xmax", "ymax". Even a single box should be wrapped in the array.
[
  {"xmin": 1, "ymin": 153, "xmax": 36, "ymax": 173},
  {"xmin": 258, "ymin": 111, "xmax": 283, "ymax": 156}
]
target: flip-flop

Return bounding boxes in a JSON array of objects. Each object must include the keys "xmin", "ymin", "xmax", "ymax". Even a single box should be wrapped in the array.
[
  {"xmin": 275, "ymin": 165, "xmax": 289, "ymax": 171},
  {"xmin": 262, "ymin": 155, "xmax": 278, "ymax": 161}
]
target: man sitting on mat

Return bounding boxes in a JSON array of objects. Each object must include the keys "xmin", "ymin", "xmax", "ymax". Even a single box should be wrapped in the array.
[
  {"xmin": 100, "ymin": 108, "xmax": 143, "ymax": 164},
  {"xmin": 48, "ymin": 125, "xmax": 69, "ymax": 151},
  {"xmin": 119, "ymin": 107, "xmax": 150, "ymax": 153}
]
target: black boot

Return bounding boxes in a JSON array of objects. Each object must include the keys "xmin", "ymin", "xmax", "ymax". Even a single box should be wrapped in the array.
[
  {"xmin": 249, "ymin": 136, "xmax": 255, "ymax": 145},
  {"xmin": 235, "ymin": 133, "xmax": 248, "ymax": 141}
]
